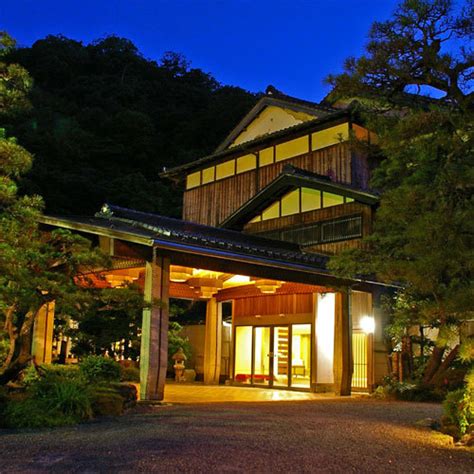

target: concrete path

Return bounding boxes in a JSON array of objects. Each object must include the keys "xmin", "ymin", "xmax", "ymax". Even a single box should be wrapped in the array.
[{"xmin": 1, "ymin": 398, "xmax": 472, "ymax": 473}]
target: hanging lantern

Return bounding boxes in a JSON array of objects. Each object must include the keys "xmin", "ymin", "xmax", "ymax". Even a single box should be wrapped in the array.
[
  {"xmin": 188, "ymin": 277, "xmax": 223, "ymax": 299},
  {"xmin": 254, "ymin": 279, "xmax": 282, "ymax": 294},
  {"xmin": 170, "ymin": 266, "xmax": 193, "ymax": 283}
]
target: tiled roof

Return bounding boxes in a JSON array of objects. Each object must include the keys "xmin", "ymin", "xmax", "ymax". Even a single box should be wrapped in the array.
[{"xmin": 40, "ymin": 204, "xmax": 330, "ymax": 273}]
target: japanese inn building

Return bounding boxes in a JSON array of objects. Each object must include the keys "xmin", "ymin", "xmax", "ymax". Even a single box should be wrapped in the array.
[{"xmin": 37, "ymin": 86, "xmax": 393, "ymax": 401}]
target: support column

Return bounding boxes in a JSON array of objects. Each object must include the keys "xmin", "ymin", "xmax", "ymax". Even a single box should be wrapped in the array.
[
  {"xmin": 140, "ymin": 253, "xmax": 170, "ymax": 401},
  {"xmin": 203, "ymin": 297, "xmax": 222, "ymax": 384},
  {"xmin": 333, "ymin": 290, "xmax": 353, "ymax": 396},
  {"xmin": 31, "ymin": 302, "xmax": 55, "ymax": 364}
]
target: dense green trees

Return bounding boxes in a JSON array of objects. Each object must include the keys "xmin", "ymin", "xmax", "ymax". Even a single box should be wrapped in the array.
[
  {"xmin": 0, "ymin": 33, "xmax": 110, "ymax": 384},
  {"xmin": 3, "ymin": 35, "xmax": 257, "ymax": 217},
  {"xmin": 327, "ymin": 0, "xmax": 473, "ymax": 388}
]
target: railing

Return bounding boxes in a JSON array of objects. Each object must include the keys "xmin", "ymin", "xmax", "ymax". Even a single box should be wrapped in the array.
[{"xmin": 258, "ymin": 215, "xmax": 363, "ymax": 247}]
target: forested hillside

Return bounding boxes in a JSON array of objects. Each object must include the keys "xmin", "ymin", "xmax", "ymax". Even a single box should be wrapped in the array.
[{"xmin": 4, "ymin": 35, "xmax": 257, "ymax": 217}]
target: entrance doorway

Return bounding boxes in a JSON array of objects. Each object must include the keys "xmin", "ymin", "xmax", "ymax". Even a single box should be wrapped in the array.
[{"xmin": 234, "ymin": 324, "xmax": 311, "ymax": 389}]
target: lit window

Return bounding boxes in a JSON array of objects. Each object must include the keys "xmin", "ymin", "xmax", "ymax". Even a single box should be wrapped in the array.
[
  {"xmin": 301, "ymin": 188, "xmax": 321, "ymax": 212},
  {"xmin": 322, "ymin": 192, "xmax": 344, "ymax": 207},
  {"xmin": 281, "ymin": 190, "xmax": 300, "ymax": 216},
  {"xmin": 186, "ymin": 171, "xmax": 201, "ymax": 189},
  {"xmin": 276, "ymin": 136, "xmax": 309, "ymax": 162},
  {"xmin": 236, "ymin": 154, "xmax": 256, "ymax": 174},
  {"xmin": 216, "ymin": 160, "xmax": 235, "ymax": 180},
  {"xmin": 259, "ymin": 147, "xmax": 274, "ymax": 167},
  {"xmin": 262, "ymin": 201, "xmax": 280, "ymax": 220},
  {"xmin": 202, "ymin": 166, "xmax": 215, "ymax": 184}
]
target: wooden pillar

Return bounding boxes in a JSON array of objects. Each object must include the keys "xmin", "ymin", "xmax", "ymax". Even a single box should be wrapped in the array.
[
  {"xmin": 139, "ymin": 253, "xmax": 170, "ymax": 401},
  {"xmin": 31, "ymin": 302, "xmax": 55, "ymax": 364},
  {"xmin": 203, "ymin": 297, "xmax": 222, "ymax": 384},
  {"xmin": 333, "ymin": 290, "xmax": 353, "ymax": 396}
]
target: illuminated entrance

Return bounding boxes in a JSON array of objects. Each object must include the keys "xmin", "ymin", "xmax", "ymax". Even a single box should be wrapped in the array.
[{"xmin": 234, "ymin": 323, "xmax": 311, "ymax": 389}]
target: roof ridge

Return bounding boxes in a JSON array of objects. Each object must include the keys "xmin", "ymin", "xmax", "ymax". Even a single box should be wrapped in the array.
[{"xmin": 265, "ymin": 85, "xmax": 338, "ymax": 113}]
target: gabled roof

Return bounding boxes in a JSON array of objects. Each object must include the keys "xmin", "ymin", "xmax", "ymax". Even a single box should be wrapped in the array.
[
  {"xmin": 160, "ymin": 109, "xmax": 350, "ymax": 180},
  {"xmin": 215, "ymin": 85, "xmax": 338, "ymax": 152},
  {"xmin": 220, "ymin": 165, "xmax": 379, "ymax": 231}
]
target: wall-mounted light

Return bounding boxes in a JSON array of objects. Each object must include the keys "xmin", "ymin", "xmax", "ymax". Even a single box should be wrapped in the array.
[{"xmin": 360, "ymin": 316, "xmax": 375, "ymax": 334}]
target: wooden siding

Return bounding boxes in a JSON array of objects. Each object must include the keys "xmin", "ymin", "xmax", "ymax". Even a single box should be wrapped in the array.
[
  {"xmin": 183, "ymin": 142, "xmax": 368, "ymax": 227},
  {"xmin": 233, "ymin": 293, "xmax": 313, "ymax": 317}
]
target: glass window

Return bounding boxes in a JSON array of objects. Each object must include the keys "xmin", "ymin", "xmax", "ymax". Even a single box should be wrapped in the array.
[
  {"xmin": 186, "ymin": 171, "xmax": 201, "ymax": 189},
  {"xmin": 291, "ymin": 324, "xmax": 311, "ymax": 388},
  {"xmin": 262, "ymin": 201, "xmax": 280, "ymax": 221},
  {"xmin": 234, "ymin": 326, "xmax": 252, "ymax": 384},
  {"xmin": 311, "ymin": 123, "xmax": 349, "ymax": 151},
  {"xmin": 301, "ymin": 188, "xmax": 321, "ymax": 212},
  {"xmin": 259, "ymin": 147, "xmax": 274, "ymax": 167},
  {"xmin": 216, "ymin": 160, "xmax": 235, "ymax": 180},
  {"xmin": 236, "ymin": 154, "xmax": 256, "ymax": 174},
  {"xmin": 276, "ymin": 136, "xmax": 309, "ymax": 162},
  {"xmin": 322, "ymin": 192, "xmax": 344, "ymax": 208},
  {"xmin": 281, "ymin": 189, "xmax": 300, "ymax": 217},
  {"xmin": 202, "ymin": 166, "xmax": 215, "ymax": 184},
  {"xmin": 253, "ymin": 327, "xmax": 271, "ymax": 385},
  {"xmin": 273, "ymin": 326, "xmax": 289, "ymax": 387}
]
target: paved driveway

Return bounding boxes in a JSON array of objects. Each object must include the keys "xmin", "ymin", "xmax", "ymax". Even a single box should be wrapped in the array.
[{"xmin": 1, "ymin": 398, "xmax": 472, "ymax": 472}]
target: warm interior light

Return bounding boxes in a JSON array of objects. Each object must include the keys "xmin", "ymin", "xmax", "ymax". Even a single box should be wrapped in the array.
[
  {"xmin": 169, "ymin": 265, "xmax": 193, "ymax": 282},
  {"xmin": 360, "ymin": 316, "xmax": 375, "ymax": 334},
  {"xmin": 254, "ymin": 279, "xmax": 282, "ymax": 294},
  {"xmin": 188, "ymin": 277, "xmax": 223, "ymax": 299},
  {"xmin": 316, "ymin": 293, "xmax": 335, "ymax": 384},
  {"xmin": 224, "ymin": 274, "xmax": 251, "ymax": 285}
]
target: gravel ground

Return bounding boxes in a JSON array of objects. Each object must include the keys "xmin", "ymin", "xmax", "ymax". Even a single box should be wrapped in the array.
[{"xmin": 0, "ymin": 398, "xmax": 472, "ymax": 473}]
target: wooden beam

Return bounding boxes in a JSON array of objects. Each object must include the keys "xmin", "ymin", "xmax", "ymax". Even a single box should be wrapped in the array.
[
  {"xmin": 139, "ymin": 253, "xmax": 170, "ymax": 401},
  {"xmin": 333, "ymin": 290, "xmax": 353, "ymax": 396}
]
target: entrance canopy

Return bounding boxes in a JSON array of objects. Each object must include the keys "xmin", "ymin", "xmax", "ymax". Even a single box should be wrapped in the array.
[{"xmin": 40, "ymin": 204, "xmax": 381, "ymax": 290}]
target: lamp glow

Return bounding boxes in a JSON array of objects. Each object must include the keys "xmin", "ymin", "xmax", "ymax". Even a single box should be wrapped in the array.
[{"xmin": 360, "ymin": 316, "xmax": 375, "ymax": 334}]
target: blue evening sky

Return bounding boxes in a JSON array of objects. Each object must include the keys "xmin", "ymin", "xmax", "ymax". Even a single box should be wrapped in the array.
[{"xmin": 1, "ymin": 0, "xmax": 400, "ymax": 102}]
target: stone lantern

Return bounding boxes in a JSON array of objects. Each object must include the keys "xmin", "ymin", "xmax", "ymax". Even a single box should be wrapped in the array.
[{"xmin": 171, "ymin": 347, "xmax": 187, "ymax": 382}]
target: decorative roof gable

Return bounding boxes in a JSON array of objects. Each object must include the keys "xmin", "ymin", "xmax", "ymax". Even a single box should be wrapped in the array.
[
  {"xmin": 215, "ymin": 86, "xmax": 337, "ymax": 152},
  {"xmin": 220, "ymin": 165, "xmax": 379, "ymax": 230}
]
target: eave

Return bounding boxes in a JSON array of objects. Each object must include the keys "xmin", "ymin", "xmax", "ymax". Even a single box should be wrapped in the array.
[{"xmin": 160, "ymin": 110, "xmax": 351, "ymax": 181}]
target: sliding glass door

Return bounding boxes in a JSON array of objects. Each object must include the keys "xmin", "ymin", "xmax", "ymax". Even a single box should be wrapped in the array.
[{"xmin": 234, "ymin": 324, "xmax": 312, "ymax": 389}]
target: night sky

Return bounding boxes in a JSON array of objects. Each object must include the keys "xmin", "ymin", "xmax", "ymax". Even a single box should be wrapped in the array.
[{"xmin": 2, "ymin": 0, "xmax": 400, "ymax": 102}]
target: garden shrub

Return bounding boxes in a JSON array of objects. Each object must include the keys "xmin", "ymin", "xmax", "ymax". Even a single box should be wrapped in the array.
[
  {"xmin": 374, "ymin": 376, "xmax": 445, "ymax": 402},
  {"xmin": 30, "ymin": 371, "xmax": 92, "ymax": 421},
  {"xmin": 5, "ymin": 398, "xmax": 77, "ymax": 428},
  {"xmin": 80, "ymin": 356, "xmax": 121, "ymax": 383},
  {"xmin": 442, "ymin": 387, "xmax": 474, "ymax": 438},
  {"xmin": 120, "ymin": 365, "xmax": 140, "ymax": 382},
  {"xmin": 90, "ymin": 385, "xmax": 125, "ymax": 417}
]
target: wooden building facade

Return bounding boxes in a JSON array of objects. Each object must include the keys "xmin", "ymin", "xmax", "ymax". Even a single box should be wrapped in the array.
[{"xmin": 36, "ymin": 87, "xmax": 390, "ymax": 401}]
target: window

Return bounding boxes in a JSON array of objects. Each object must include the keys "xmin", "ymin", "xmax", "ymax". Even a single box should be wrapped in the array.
[
  {"xmin": 216, "ymin": 159, "xmax": 236, "ymax": 180},
  {"xmin": 259, "ymin": 215, "xmax": 363, "ymax": 246}
]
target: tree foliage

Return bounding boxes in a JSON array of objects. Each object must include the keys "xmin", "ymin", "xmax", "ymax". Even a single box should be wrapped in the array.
[
  {"xmin": 0, "ymin": 32, "xmax": 107, "ymax": 384},
  {"xmin": 326, "ymin": 0, "xmax": 473, "ymax": 386},
  {"xmin": 2, "ymin": 35, "xmax": 257, "ymax": 217}
]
